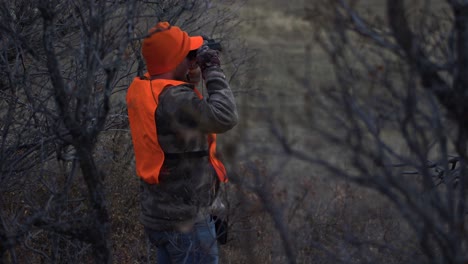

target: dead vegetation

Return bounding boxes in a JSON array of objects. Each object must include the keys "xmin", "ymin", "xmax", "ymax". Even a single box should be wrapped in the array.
[{"xmin": 2, "ymin": 0, "xmax": 468, "ymax": 263}]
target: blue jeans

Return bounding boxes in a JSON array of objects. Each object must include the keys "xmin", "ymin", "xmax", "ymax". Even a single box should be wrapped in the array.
[{"xmin": 146, "ymin": 217, "xmax": 219, "ymax": 264}]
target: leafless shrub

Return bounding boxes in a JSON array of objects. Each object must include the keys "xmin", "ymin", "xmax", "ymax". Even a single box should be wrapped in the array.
[
  {"xmin": 0, "ymin": 0, "xmax": 251, "ymax": 263},
  {"xmin": 259, "ymin": 0, "xmax": 468, "ymax": 263}
]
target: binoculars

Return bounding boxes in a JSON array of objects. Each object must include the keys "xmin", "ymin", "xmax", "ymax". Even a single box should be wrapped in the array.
[
  {"xmin": 204, "ymin": 37, "xmax": 222, "ymax": 52},
  {"xmin": 187, "ymin": 37, "xmax": 221, "ymax": 61}
]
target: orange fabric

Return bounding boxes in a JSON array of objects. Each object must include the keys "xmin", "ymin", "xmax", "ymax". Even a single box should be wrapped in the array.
[
  {"xmin": 208, "ymin": 134, "xmax": 228, "ymax": 182},
  {"xmin": 142, "ymin": 22, "xmax": 203, "ymax": 75},
  {"xmin": 127, "ymin": 76, "xmax": 227, "ymax": 184}
]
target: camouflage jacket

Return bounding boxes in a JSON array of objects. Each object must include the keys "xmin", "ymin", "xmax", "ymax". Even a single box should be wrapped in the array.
[{"xmin": 139, "ymin": 67, "xmax": 238, "ymax": 231}]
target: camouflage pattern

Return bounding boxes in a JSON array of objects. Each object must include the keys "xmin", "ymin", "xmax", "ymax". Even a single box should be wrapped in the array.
[{"xmin": 140, "ymin": 67, "xmax": 238, "ymax": 231}]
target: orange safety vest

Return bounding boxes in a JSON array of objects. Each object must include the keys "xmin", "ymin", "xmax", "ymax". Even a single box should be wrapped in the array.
[{"xmin": 126, "ymin": 75, "xmax": 227, "ymax": 184}]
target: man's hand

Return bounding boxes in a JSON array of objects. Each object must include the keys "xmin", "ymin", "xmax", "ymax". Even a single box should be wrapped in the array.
[{"xmin": 196, "ymin": 45, "xmax": 221, "ymax": 78}]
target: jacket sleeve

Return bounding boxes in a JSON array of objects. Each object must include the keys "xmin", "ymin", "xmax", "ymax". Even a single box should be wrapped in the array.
[{"xmin": 158, "ymin": 67, "xmax": 238, "ymax": 134}]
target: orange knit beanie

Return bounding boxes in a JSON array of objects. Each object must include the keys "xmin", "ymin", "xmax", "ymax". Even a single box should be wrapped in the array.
[{"xmin": 142, "ymin": 22, "xmax": 203, "ymax": 75}]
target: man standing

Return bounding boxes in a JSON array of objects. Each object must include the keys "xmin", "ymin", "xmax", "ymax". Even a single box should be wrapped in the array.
[{"xmin": 126, "ymin": 22, "xmax": 238, "ymax": 264}]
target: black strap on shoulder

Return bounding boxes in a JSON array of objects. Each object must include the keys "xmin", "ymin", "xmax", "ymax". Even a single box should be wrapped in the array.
[{"xmin": 164, "ymin": 150, "xmax": 209, "ymax": 159}]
